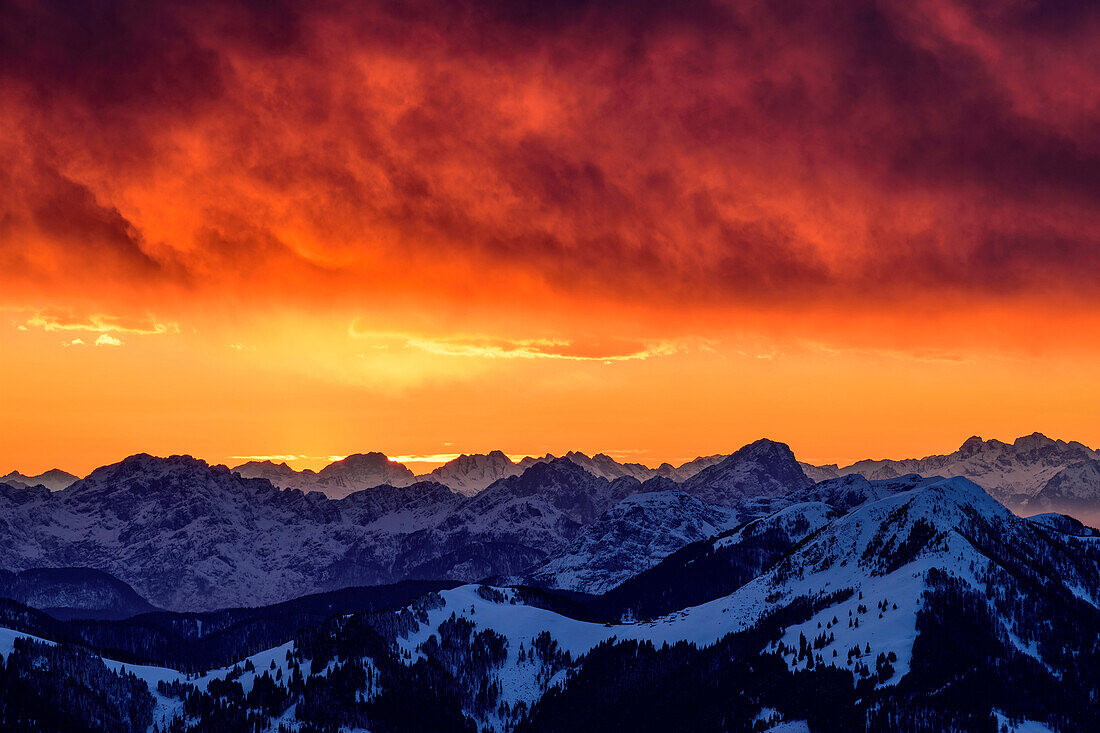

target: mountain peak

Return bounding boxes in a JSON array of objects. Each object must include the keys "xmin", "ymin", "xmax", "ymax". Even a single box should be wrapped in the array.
[
  {"xmin": 0, "ymin": 468, "xmax": 79, "ymax": 491},
  {"xmin": 959, "ymin": 435, "xmax": 985, "ymax": 454},
  {"xmin": 320, "ymin": 451, "xmax": 394, "ymax": 472},
  {"xmin": 735, "ymin": 437, "xmax": 796, "ymax": 460},
  {"xmin": 682, "ymin": 439, "xmax": 811, "ymax": 506},
  {"xmin": 1012, "ymin": 432, "xmax": 1056, "ymax": 451}
]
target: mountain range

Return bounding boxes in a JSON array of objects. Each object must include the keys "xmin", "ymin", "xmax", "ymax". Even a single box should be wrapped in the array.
[
  {"xmin": 0, "ymin": 441, "xmax": 805, "ymax": 612},
  {"xmin": 803, "ymin": 432, "xmax": 1100, "ymax": 523},
  {"xmin": 0, "ymin": 469, "xmax": 78, "ymax": 491},
  {"xmin": 0, "ymin": 454, "xmax": 1095, "ymax": 732},
  {"xmin": 233, "ymin": 449, "xmax": 728, "ymax": 498},
  {"xmin": 12, "ymin": 433, "xmax": 1098, "ymax": 521},
  {"xmin": 3, "ymin": 434, "xmax": 1098, "ymax": 614}
]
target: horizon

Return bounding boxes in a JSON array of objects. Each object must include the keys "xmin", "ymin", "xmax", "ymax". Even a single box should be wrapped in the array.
[{"xmin": 6, "ymin": 429, "xmax": 1091, "ymax": 479}]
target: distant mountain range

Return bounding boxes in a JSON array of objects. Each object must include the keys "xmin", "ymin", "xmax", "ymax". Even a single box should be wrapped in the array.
[
  {"xmin": 802, "ymin": 432, "xmax": 1100, "ymax": 522},
  {"xmin": 11, "ymin": 433, "xmax": 1097, "ymax": 518},
  {"xmin": 0, "ymin": 469, "xmax": 78, "ymax": 491},
  {"xmin": 233, "ymin": 450, "xmax": 727, "ymax": 498}
]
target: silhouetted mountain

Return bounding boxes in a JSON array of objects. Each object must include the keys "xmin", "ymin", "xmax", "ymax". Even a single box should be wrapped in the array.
[
  {"xmin": 231, "ymin": 453, "xmax": 418, "ymax": 499},
  {"xmin": 0, "ymin": 468, "xmax": 79, "ymax": 491},
  {"xmin": 233, "ymin": 450, "xmax": 725, "ymax": 498}
]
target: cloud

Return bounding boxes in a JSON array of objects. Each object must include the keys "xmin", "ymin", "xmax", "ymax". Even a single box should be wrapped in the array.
[
  {"xmin": 25, "ymin": 312, "xmax": 178, "ymax": 335},
  {"xmin": 94, "ymin": 334, "xmax": 123, "ymax": 346},
  {"xmin": 389, "ymin": 453, "xmax": 462, "ymax": 464},
  {"xmin": 349, "ymin": 325, "xmax": 677, "ymax": 362},
  {"xmin": 230, "ymin": 454, "xmax": 309, "ymax": 462},
  {"xmin": 0, "ymin": 0, "xmax": 1096, "ymax": 324}
]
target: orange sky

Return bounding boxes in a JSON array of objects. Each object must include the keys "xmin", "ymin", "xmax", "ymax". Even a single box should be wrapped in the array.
[{"xmin": 2, "ymin": 0, "xmax": 1098, "ymax": 476}]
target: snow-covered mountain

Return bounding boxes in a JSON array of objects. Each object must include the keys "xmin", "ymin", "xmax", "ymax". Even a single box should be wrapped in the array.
[
  {"xmin": 522, "ymin": 442, "xmax": 815, "ymax": 594},
  {"xmin": 802, "ymin": 433, "xmax": 1100, "ymax": 521},
  {"xmin": 0, "ymin": 441, "xmax": 812, "ymax": 613},
  {"xmin": 0, "ymin": 468, "xmax": 79, "ymax": 491},
  {"xmin": 313, "ymin": 452, "xmax": 419, "ymax": 498},
  {"xmin": 382, "ymin": 476, "xmax": 1100, "ymax": 731},
  {"xmin": 0, "ymin": 454, "xmax": 466, "ymax": 611},
  {"xmin": 233, "ymin": 452, "xmax": 418, "ymax": 499},
  {"xmin": 681, "ymin": 439, "xmax": 814, "ymax": 506},
  {"xmin": 527, "ymin": 490, "xmax": 742, "ymax": 594},
  {"xmin": 417, "ymin": 451, "xmax": 524, "ymax": 496},
  {"xmin": 0, "ymin": 467, "xmax": 1097, "ymax": 731}
]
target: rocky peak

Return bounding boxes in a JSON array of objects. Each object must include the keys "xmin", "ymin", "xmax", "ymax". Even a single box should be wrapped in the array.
[
  {"xmin": 958, "ymin": 435, "xmax": 986, "ymax": 456},
  {"xmin": 319, "ymin": 452, "xmax": 408, "ymax": 477}
]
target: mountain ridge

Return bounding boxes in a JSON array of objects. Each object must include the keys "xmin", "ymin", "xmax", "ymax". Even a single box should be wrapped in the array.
[
  {"xmin": 802, "ymin": 432, "xmax": 1100, "ymax": 522},
  {"xmin": 0, "ymin": 440, "xmax": 811, "ymax": 612}
]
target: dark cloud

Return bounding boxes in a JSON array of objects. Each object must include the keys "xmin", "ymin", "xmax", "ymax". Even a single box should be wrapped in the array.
[
  {"xmin": 0, "ymin": 161, "xmax": 162, "ymax": 281},
  {"xmin": 0, "ymin": 0, "xmax": 1096, "ymax": 309}
]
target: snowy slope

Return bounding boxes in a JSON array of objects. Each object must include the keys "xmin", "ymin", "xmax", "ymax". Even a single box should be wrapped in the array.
[
  {"xmin": 1, "ymin": 471, "xmax": 1096, "ymax": 732},
  {"xmin": 395, "ymin": 476, "xmax": 1100, "ymax": 724}
]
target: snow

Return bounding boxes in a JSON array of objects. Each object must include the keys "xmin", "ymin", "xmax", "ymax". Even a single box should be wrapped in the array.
[
  {"xmin": 995, "ymin": 711, "xmax": 1057, "ymax": 733},
  {"xmin": 0, "ymin": 626, "xmax": 54, "ymax": 658},
  {"xmin": 713, "ymin": 501, "xmax": 834, "ymax": 549},
  {"xmin": 1, "ymin": 471, "xmax": 1092, "ymax": 731},
  {"xmin": 763, "ymin": 722, "xmax": 811, "ymax": 733},
  {"xmin": 0, "ymin": 623, "xmax": 336, "ymax": 732},
  {"xmin": 531, "ymin": 490, "xmax": 742, "ymax": 594},
  {"xmin": 394, "ymin": 474, "xmax": 1055, "ymax": 723}
]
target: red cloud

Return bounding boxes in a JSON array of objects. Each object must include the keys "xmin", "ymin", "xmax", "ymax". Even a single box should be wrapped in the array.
[{"xmin": 0, "ymin": 0, "xmax": 1096, "ymax": 319}]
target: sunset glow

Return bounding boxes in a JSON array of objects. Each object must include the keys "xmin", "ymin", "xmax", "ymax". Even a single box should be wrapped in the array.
[{"xmin": 2, "ymin": 0, "xmax": 1098, "ymax": 476}]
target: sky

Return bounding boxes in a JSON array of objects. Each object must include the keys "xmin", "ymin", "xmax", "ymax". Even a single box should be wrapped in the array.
[{"xmin": 2, "ymin": 0, "xmax": 1098, "ymax": 476}]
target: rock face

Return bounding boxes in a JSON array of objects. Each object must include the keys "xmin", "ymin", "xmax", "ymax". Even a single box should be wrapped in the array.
[
  {"xmin": 234, "ymin": 450, "xmax": 725, "ymax": 498},
  {"xmin": 417, "ymin": 451, "xmax": 524, "ymax": 496},
  {"xmin": 0, "ymin": 469, "xmax": 79, "ymax": 491},
  {"xmin": 232, "ymin": 453, "xmax": 418, "ymax": 499},
  {"xmin": 802, "ymin": 433, "xmax": 1100, "ymax": 522},
  {"xmin": 522, "ymin": 443, "xmax": 815, "ymax": 594},
  {"xmin": 681, "ymin": 439, "xmax": 814, "ymax": 507},
  {"xmin": 0, "ymin": 567, "xmax": 157, "ymax": 620},
  {"xmin": 0, "ymin": 441, "xmax": 814, "ymax": 612},
  {"xmin": 527, "ymin": 490, "xmax": 741, "ymax": 594}
]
